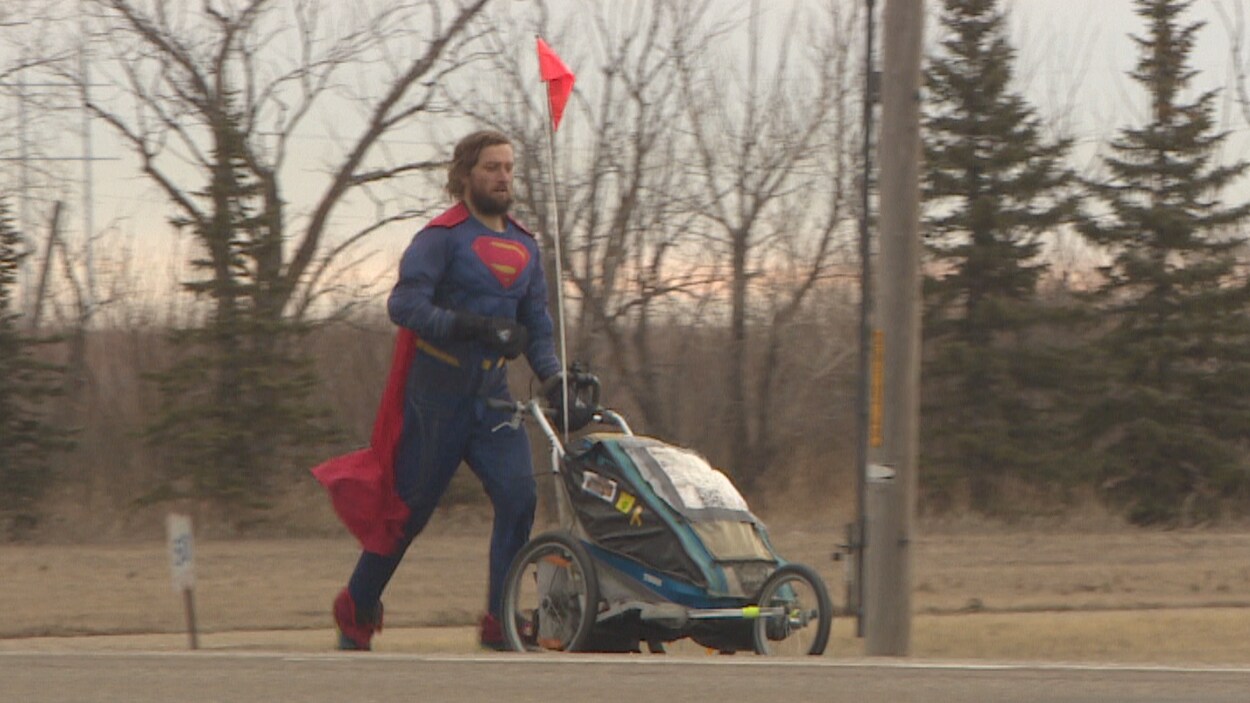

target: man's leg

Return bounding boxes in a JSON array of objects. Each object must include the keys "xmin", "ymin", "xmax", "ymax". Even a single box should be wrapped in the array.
[
  {"xmin": 466, "ymin": 408, "xmax": 538, "ymax": 622},
  {"xmin": 338, "ymin": 394, "xmax": 471, "ymax": 649}
]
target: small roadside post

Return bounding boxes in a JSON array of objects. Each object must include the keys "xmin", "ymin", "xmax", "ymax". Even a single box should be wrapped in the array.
[{"xmin": 166, "ymin": 513, "xmax": 199, "ymax": 650}]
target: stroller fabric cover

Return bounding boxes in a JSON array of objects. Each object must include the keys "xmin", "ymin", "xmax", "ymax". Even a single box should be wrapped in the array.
[{"xmin": 564, "ymin": 434, "xmax": 777, "ymax": 598}]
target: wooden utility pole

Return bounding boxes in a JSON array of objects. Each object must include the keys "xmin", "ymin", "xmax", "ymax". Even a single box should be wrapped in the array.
[
  {"xmin": 852, "ymin": 0, "xmax": 878, "ymax": 639},
  {"xmin": 863, "ymin": 0, "xmax": 923, "ymax": 656}
]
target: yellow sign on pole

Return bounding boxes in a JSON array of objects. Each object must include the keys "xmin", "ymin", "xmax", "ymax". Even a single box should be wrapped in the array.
[{"xmin": 870, "ymin": 329, "xmax": 885, "ymax": 447}]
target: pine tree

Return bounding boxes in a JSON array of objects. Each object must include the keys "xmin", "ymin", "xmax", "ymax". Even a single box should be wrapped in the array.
[
  {"xmin": 1079, "ymin": 0, "xmax": 1250, "ymax": 525},
  {"xmin": 921, "ymin": 0, "xmax": 1081, "ymax": 512},
  {"xmin": 0, "ymin": 198, "xmax": 73, "ymax": 537},
  {"xmin": 144, "ymin": 106, "xmax": 337, "ymax": 523}
]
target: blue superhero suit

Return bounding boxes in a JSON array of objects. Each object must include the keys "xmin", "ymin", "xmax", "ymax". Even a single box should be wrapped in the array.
[{"xmin": 345, "ymin": 201, "xmax": 561, "ymax": 623}]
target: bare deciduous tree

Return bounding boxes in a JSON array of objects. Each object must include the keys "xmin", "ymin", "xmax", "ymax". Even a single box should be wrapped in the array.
[
  {"xmin": 39, "ymin": 0, "xmax": 495, "ymax": 515},
  {"xmin": 68, "ymin": 0, "xmax": 492, "ymax": 322},
  {"xmin": 447, "ymin": 0, "xmax": 723, "ymax": 434},
  {"xmin": 448, "ymin": 0, "xmax": 860, "ymax": 492},
  {"xmin": 674, "ymin": 0, "xmax": 858, "ymax": 490}
]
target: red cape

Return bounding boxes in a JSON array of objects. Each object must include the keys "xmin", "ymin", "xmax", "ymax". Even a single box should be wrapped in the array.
[
  {"xmin": 311, "ymin": 203, "xmax": 531, "ymax": 554},
  {"xmin": 311, "ymin": 329, "xmax": 415, "ymax": 554}
]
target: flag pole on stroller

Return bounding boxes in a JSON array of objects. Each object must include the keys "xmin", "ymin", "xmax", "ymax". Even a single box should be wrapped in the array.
[{"xmin": 536, "ymin": 36, "xmax": 575, "ymax": 443}]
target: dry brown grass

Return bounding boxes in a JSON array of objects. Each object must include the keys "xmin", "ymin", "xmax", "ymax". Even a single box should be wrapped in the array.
[
  {"xmin": 4, "ymin": 501, "xmax": 1250, "ymax": 662},
  {"xmin": 909, "ymin": 609, "xmax": 1250, "ymax": 663},
  {"xmin": 15, "ymin": 319, "xmax": 1249, "ymax": 662}
]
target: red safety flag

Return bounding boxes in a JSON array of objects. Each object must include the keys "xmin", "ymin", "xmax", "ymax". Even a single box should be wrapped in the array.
[{"xmin": 536, "ymin": 37, "xmax": 575, "ymax": 131}]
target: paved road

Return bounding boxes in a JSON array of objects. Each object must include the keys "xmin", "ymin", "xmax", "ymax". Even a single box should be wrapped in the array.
[{"xmin": 3, "ymin": 650, "xmax": 1250, "ymax": 703}]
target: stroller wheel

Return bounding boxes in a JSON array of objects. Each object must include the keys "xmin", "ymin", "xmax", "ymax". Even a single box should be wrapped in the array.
[
  {"xmin": 501, "ymin": 531, "xmax": 600, "ymax": 653},
  {"xmin": 751, "ymin": 563, "xmax": 833, "ymax": 656}
]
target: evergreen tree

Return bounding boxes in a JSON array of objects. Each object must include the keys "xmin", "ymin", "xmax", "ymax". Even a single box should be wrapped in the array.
[
  {"xmin": 144, "ymin": 106, "xmax": 337, "ymax": 523},
  {"xmin": 1080, "ymin": 0, "xmax": 1250, "ymax": 525},
  {"xmin": 921, "ymin": 0, "xmax": 1081, "ymax": 512},
  {"xmin": 0, "ymin": 198, "xmax": 73, "ymax": 537}
]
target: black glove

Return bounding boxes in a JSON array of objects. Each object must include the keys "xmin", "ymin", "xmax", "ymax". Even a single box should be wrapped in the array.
[
  {"xmin": 543, "ymin": 371, "xmax": 597, "ymax": 433},
  {"xmin": 451, "ymin": 313, "xmax": 529, "ymax": 359}
]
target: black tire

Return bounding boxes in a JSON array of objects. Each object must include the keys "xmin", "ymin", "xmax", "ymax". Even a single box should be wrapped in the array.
[
  {"xmin": 751, "ymin": 563, "xmax": 833, "ymax": 656},
  {"xmin": 501, "ymin": 531, "xmax": 600, "ymax": 653}
]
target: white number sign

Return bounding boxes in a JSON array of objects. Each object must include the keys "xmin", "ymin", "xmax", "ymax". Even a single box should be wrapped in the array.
[{"xmin": 166, "ymin": 514, "xmax": 195, "ymax": 593}]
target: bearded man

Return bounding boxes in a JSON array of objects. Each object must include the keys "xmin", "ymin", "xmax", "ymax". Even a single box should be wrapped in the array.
[{"xmin": 316, "ymin": 130, "xmax": 563, "ymax": 651}]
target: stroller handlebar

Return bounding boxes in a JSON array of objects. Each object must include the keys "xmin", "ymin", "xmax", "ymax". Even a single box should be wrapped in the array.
[
  {"xmin": 485, "ymin": 397, "xmax": 529, "ymax": 414},
  {"xmin": 484, "ymin": 380, "xmax": 632, "ymax": 451},
  {"xmin": 540, "ymin": 369, "xmax": 602, "ymax": 411}
]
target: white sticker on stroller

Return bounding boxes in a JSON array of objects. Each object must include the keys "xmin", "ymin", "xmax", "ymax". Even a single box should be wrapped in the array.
[
  {"xmin": 643, "ymin": 572, "xmax": 663, "ymax": 587},
  {"xmin": 580, "ymin": 470, "xmax": 618, "ymax": 503}
]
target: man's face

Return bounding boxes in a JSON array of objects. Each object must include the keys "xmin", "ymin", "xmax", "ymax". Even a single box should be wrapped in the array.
[{"xmin": 465, "ymin": 143, "xmax": 515, "ymax": 217}]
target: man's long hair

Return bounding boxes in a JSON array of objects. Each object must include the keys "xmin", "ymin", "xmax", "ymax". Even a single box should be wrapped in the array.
[{"xmin": 446, "ymin": 130, "xmax": 512, "ymax": 201}]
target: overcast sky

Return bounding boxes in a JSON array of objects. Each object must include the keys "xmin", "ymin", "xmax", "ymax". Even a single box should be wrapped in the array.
[
  {"xmin": 1004, "ymin": 0, "xmax": 1246, "ymax": 159},
  {"xmin": 5, "ymin": 0, "xmax": 1250, "ymax": 314}
]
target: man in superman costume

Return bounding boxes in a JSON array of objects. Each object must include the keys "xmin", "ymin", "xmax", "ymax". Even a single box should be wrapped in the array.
[{"xmin": 312, "ymin": 130, "xmax": 565, "ymax": 651}]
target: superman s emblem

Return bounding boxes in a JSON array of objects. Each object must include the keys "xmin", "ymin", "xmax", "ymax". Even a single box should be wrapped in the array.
[{"xmin": 472, "ymin": 237, "xmax": 531, "ymax": 288}]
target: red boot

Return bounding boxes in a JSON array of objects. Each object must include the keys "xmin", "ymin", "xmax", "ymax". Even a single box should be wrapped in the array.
[
  {"xmin": 333, "ymin": 588, "xmax": 383, "ymax": 651},
  {"xmin": 479, "ymin": 612, "xmax": 506, "ymax": 651}
]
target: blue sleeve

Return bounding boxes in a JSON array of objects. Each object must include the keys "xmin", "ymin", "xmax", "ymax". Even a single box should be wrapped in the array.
[
  {"xmin": 519, "ymin": 252, "xmax": 562, "ymax": 381},
  {"xmin": 387, "ymin": 228, "xmax": 456, "ymax": 339}
]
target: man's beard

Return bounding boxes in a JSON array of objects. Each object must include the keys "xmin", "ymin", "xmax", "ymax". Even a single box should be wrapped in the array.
[{"xmin": 468, "ymin": 182, "xmax": 512, "ymax": 217}]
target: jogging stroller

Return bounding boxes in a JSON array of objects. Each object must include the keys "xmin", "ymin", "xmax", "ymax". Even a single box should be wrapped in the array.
[{"xmin": 491, "ymin": 370, "xmax": 833, "ymax": 655}]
